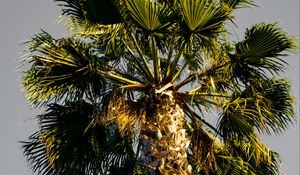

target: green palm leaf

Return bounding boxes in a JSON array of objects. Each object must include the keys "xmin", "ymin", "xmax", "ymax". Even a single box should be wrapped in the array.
[
  {"xmin": 235, "ymin": 23, "xmax": 296, "ymax": 75},
  {"xmin": 179, "ymin": 0, "xmax": 228, "ymax": 40},
  {"xmin": 22, "ymin": 31, "xmax": 140, "ymax": 106},
  {"xmin": 218, "ymin": 78, "xmax": 294, "ymax": 141},
  {"xmin": 22, "ymin": 100, "xmax": 137, "ymax": 174},
  {"xmin": 126, "ymin": 0, "xmax": 167, "ymax": 32},
  {"xmin": 216, "ymin": 138, "xmax": 281, "ymax": 175},
  {"xmin": 240, "ymin": 79, "xmax": 295, "ymax": 134},
  {"xmin": 220, "ymin": 0, "xmax": 255, "ymax": 9},
  {"xmin": 55, "ymin": 0, "xmax": 122, "ymax": 26}
]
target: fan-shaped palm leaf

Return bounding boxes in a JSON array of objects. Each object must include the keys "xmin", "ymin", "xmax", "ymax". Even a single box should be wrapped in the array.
[
  {"xmin": 178, "ymin": 0, "xmax": 229, "ymax": 49},
  {"xmin": 22, "ymin": 31, "xmax": 141, "ymax": 106},
  {"xmin": 55, "ymin": 0, "xmax": 122, "ymax": 26},
  {"xmin": 126, "ymin": 0, "xmax": 168, "ymax": 32},
  {"xmin": 234, "ymin": 23, "xmax": 296, "ymax": 77},
  {"xmin": 218, "ymin": 78, "xmax": 294, "ymax": 141},
  {"xmin": 22, "ymin": 100, "xmax": 137, "ymax": 174},
  {"xmin": 215, "ymin": 138, "xmax": 281, "ymax": 175}
]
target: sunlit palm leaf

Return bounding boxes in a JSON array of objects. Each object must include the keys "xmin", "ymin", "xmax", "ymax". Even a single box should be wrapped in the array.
[
  {"xmin": 126, "ymin": 0, "xmax": 167, "ymax": 32},
  {"xmin": 216, "ymin": 138, "xmax": 281, "ymax": 175},
  {"xmin": 218, "ymin": 98, "xmax": 256, "ymax": 141},
  {"xmin": 218, "ymin": 78, "xmax": 294, "ymax": 141},
  {"xmin": 240, "ymin": 78, "xmax": 295, "ymax": 134},
  {"xmin": 22, "ymin": 31, "xmax": 125, "ymax": 106},
  {"xmin": 179, "ymin": 0, "xmax": 228, "ymax": 43}
]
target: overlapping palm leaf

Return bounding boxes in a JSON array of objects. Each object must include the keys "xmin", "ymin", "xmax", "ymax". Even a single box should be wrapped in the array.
[
  {"xmin": 232, "ymin": 23, "xmax": 296, "ymax": 82},
  {"xmin": 22, "ymin": 100, "xmax": 138, "ymax": 174},
  {"xmin": 55, "ymin": 0, "xmax": 122, "ymax": 26},
  {"xmin": 22, "ymin": 31, "xmax": 143, "ymax": 106},
  {"xmin": 218, "ymin": 78, "xmax": 294, "ymax": 141}
]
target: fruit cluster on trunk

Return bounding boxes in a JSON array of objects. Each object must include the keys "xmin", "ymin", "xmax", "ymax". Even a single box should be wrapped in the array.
[{"xmin": 141, "ymin": 90, "xmax": 192, "ymax": 175}]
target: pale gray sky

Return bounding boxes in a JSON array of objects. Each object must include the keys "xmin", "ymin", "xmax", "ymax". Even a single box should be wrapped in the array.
[{"xmin": 0, "ymin": 0, "xmax": 299, "ymax": 174}]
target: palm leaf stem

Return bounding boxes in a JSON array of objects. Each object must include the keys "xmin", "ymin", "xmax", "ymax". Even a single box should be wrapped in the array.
[
  {"xmin": 150, "ymin": 36, "xmax": 161, "ymax": 84},
  {"xmin": 97, "ymin": 70, "xmax": 141, "ymax": 85},
  {"xmin": 165, "ymin": 44, "xmax": 185, "ymax": 82},
  {"xmin": 130, "ymin": 33, "xmax": 154, "ymax": 81},
  {"xmin": 174, "ymin": 64, "xmax": 225, "ymax": 90},
  {"xmin": 183, "ymin": 103, "xmax": 221, "ymax": 136},
  {"xmin": 103, "ymin": 65, "xmax": 144, "ymax": 83},
  {"xmin": 193, "ymin": 111, "xmax": 222, "ymax": 136},
  {"xmin": 174, "ymin": 73, "xmax": 197, "ymax": 90},
  {"xmin": 123, "ymin": 41, "xmax": 152, "ymax": 82},
  {"xmin": 171, "ymin": 48, "xmax": 202, "ymax": 83},
  {"xmin": 171, "ymin": 59, "xmax": 189, "ymax": 83},
  {"xmin": 165, "ymin": 46, "xmax": 174, "ymax": 71},
  {"xmin": 180, "ymin": 93, "xmax": 219, "ymax": 106},
  {"xmin": 155, "ymin": 82, "xmax": 173, "ymax": 93},
  {"xmin": 187, "ymin": 92, "xmax": 230, "ymax": 98},
  {"xmin": 179, "ymin": 92, "xmax": 221, "ymax": 105},
  {"xmin": 119, "ymin": 84, "xmax": 148, "ymax": 90}
]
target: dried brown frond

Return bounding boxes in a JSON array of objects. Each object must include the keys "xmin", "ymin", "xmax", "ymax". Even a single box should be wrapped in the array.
[
  {"xmin": 191, "ymin": 123, "xmax": 218, "ymax": 174},
  {"xmin": 107, "ymin": 94, "xmax": 145, "ymax": 137}
]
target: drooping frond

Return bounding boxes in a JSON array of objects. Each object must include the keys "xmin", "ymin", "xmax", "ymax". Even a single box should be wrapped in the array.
[
  {"xmin": 232, "ymin": 23, "xmax": 296, "ymax": 80},
  {"xmin": 22, "ymin": 101, "xmax": 104, "ymax": 174},
  {"xmin": 22, "ymin": 100, "xmax": 138, "ymax": 174},
  {"xmin": 215, "ymin": 138, "xmax": 281, "ymax": 175},
  {"xmin": 240, "ymin": 78, "xmax": 295, "ymax": 134},
  {"xmin": 55, "ymin": 0, "xmax": 123, "ymax": 26},
  {"xmin": 107, "ymin": 93, "xmax": 145, "ymax": 137},
  {"xmin": 189, "ymin": 124, "xmax": 217, "ymax": 174},
  {"xmin": 218, "ymin": 97, "xmax": 257, "ymax": 141},
  {"xmin": 218, "ymin": 78, "xmax": 295, "ymax": 141},
  {"xmin": 22, "ymin": 31, "xmax": 142, "ymax": 106},
  {"xmin": 220, "ymin": 0, "xmax": 255, "ymax": 10}
]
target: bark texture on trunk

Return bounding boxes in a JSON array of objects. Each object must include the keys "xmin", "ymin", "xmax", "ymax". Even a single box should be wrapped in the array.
[{"xmin": 141, "ymin": 90, "xmax": 192, "ymax": 175}]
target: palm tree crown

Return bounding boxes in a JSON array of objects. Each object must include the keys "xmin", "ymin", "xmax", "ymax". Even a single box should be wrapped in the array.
[{"xmin": 21, "ymin": 0, "xmax": 297, "ymax": 174}]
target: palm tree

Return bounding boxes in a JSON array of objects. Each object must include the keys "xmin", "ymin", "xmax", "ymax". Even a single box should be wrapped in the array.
[{"xmin": 21, "ymin": 0, "xmax": 297, "ymax": 174}]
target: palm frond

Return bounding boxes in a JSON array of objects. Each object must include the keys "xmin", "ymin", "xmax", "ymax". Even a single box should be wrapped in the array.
[
  {"xmin": 240, "ymin": 78, "xmax": 295, "ymax": 135},
  {"xmin": 217, "ymin": 138, "xmax": 281, "ymax": 175},
  {"xmin": 22, "ymin": 31, "xmax": 138, "ymax": 106},
  {"xmin": 22, "ymin": 100, "xmax": 104, "ymax": 174},
  {"xmin": 55, "ymin": 0, "xmax": 122, "ymax": 26},
  {"xmin": 220, "ymin": 0, "xmax": 255, "ymax": 10},
  {"xmin": 126, "ymin": 0, "xmax": 167, "ymax": 32},
  {"xmin": 189, "ymin": 124, "xmax": 217, "ymax": 174},
  {"xmin": 218, "ymin": 97, "xmax": 256, "ymax": 141},
  {"xmin": 23, "ymin": 32, "xmax": 106, "ymax": 106},
  {"xmin": 234, "ymin": 23, "xmax": 296, "ymax": 76},
  {"xmin": 22, "ymin": 100, "xmax": 138, "ymax": 174},
  {"xmin": 218, "ymin": 78, "xmax": 295, "ymax": 141},
  {"xmin": 107, "ymin": 93, "xmax": 145, "ymax": 137},
  {"xmin": 178, "ymin": 0, "xmax": 229, "ymax": 49}
]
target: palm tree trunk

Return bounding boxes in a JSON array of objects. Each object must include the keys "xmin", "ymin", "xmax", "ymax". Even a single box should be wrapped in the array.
[{"xmin": 141, "ymin": 90, "xmax": 192, "ymax": 175}]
